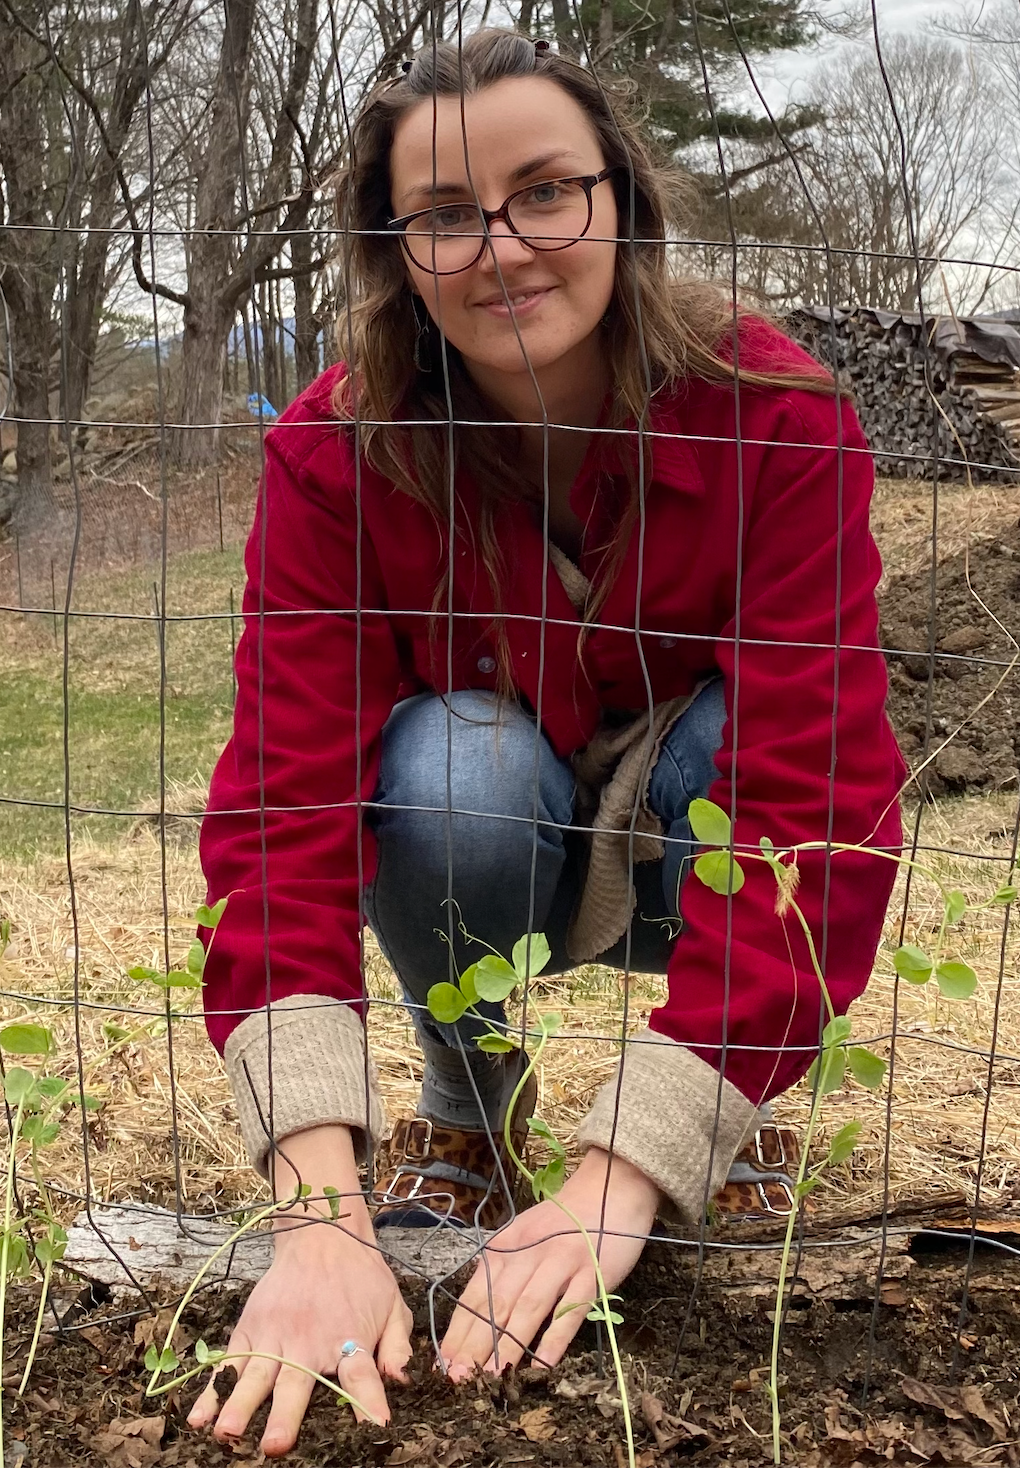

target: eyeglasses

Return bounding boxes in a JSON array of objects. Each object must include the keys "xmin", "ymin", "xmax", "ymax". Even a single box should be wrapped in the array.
[{"xmin": 386, "ymin": 167, "xmax": 619, "ymax": 275}]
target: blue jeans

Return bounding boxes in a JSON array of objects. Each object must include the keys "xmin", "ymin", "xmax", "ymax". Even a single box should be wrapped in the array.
[{"xmin": 364, "ymin": 681, "xmax": 725, "ymax": 1127}]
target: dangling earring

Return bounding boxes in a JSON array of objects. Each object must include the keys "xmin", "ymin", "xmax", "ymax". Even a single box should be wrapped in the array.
[{"xmin": 411, "ymin": 296, "xmax": 433, "ymax": 373}]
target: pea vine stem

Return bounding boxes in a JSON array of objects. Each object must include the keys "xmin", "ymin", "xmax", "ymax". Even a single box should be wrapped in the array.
[
  {"xmin": 497, "ymin": 1019, "xmax": 637, "ymax": 1468},
  {"xmin": 0, "ymin": 1093, "xmax": 27, "ymax": 1458},
  {"xmin": 148, "ymin": 1347, "xmax": 373, "ymax": 1418}
]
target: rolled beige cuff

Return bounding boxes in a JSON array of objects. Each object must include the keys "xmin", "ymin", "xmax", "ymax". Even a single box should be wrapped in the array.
[
  {"xmin": 576, "ymin": 1027, "xmax": 758, "ymax": 1226},
  {"xmin": 223, "ymin": 994, "xmax": 387, "ymax": 1179}
]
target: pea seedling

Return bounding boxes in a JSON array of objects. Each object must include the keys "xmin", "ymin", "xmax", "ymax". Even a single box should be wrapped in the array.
[
  {"xmin": 140, "ymin": 897, "xmax": 379, "ymax": 1423},
  {"xmin": 687, "ymin": 796, "xmax": 1007, "ymax": 1464},
  {"xmin": 427, "ymin": 934, "xmax": 638, "ymax": 1468},
  {"xmin": 0, "ymin": 917, "xmax": 102, "ymax": 1459}
]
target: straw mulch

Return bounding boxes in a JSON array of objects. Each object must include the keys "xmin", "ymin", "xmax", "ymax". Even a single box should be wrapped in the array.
[
  {"xmin": 2, "ymin": 473, "xmax": 1019, "ymax": 1232},
  {"xmin": 1, "ymin": 790, "xmax": 1018, "ymax": 1231}
]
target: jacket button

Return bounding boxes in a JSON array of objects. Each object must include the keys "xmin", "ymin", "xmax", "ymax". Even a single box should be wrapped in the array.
[
  {"xmin": 659, "ymin": 636, "xmax": 677, "ymax": 649},
  {"xmin": 477, "ymin": 655, "xmax": 496, "ymax": 674}
]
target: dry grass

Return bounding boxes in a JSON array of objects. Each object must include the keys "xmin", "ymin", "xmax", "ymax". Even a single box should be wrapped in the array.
[
  {"xmin": 2, "ymin": 473, "xmax": 1019, "ymax": 1232},
  {"xmin": 871, "ymin": 475, "xmax": 1019, "ymax": 585},
  {"xmin": 2, "ymin": 790, "xmax": 1018, "ymax": 1229}
]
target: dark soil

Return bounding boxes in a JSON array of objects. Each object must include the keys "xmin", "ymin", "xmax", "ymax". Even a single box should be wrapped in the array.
[
  {"xmin": 880, "ymin": 523, "xmax": 1020, "ymax": 796},
  {"xmin": 6, "ymin": 1236, "xmax": 1020, "ymax": 1467}
]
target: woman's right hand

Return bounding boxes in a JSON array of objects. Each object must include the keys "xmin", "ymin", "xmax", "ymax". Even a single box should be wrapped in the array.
[{"xmin": 187, "ymin": 1125, "xmax": 414, "ymax": 1458}]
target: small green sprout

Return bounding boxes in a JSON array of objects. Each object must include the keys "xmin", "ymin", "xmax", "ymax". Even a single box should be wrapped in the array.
[
  {"xmin": 425, "ymin": 934, "xmax": 637, "ymax": 1468},
  {"xmin": 688, "ymin": 796, "xmax": 998, "ymax": 1464}
]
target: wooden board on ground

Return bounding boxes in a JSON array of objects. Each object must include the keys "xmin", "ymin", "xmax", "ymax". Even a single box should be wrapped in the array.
[{"xmin": 65, "ymin": 1205, "xmax": 487, "ymax": 1291}]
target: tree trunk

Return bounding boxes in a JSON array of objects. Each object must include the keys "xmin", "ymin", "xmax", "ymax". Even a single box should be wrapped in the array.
[
  {"xmin": 174, "ymin": 288, "xmax": 235, "ymax": 467},
  {"xmin": 10, "ymin": 319, "xmax": 57, "ymax": 529},
  {"xmin": 292, "ymin": 228, "xmax": 319, "ymax": 390},
  {"xmin": 170, "ymin": 0, "xmax": 257, "ymax": 464},
  {"xmin": 0, "ymin": 21, "xmax": 60, "ymax": 527}
]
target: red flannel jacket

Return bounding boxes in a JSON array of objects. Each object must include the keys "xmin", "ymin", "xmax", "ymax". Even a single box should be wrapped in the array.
[{"xmin": 200, "ymin": 317, "xmax": 905, "ymax": 1108}]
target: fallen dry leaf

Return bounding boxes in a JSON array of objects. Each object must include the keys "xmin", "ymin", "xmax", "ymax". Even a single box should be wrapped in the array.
[
  {"xmin": 384, "ymin": 1441, "xmax": 427, "ymax": 1466},
  {"xmin": 901, "ymin": 1377, "xmax": 969, "ymax": 1421},
  {"xmin": 959, "ymin": 1385, "xmax": 1007, "ymax": 1441},
  {"xmin": 517, "ymin": 1405, "xmax": 557, "ymax": 1442},
  {"xmin": 92, "ymin": 1415, "xmax": 165, "ymax": 1468},
  {"xmin": 902, "ymin": 1376, "xmax": 1007, "ymax": 1441}
]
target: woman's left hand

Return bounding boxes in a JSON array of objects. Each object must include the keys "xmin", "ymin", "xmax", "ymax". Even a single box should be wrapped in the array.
[{"xmin": 440, "ymin": 1146, "xmax": 661, "ymax": 1379}]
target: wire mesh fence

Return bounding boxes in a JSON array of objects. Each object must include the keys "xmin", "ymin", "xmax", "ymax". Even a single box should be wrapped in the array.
[{"xmin": 1, "ymin": 2, "xmax": 1020, "ymax": 1464}]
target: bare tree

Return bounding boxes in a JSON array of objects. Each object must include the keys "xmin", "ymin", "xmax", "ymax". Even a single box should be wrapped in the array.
[
  {"xmin": 687, "ymin": 33, "xmax": 1015, "ymax": 314},
  {"xmin": 0, "ymin": 0, "xmax": 189, "ymax": 525}
]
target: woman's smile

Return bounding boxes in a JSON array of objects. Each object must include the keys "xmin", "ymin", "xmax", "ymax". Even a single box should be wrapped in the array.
[{"xmin": 474, "ymin": 284, "xmax": 557, "ymax": 318}]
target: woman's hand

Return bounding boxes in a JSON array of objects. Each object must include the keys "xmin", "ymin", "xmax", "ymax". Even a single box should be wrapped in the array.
[
  {"xmin": 440, "ymin": 1146, "xmax": 661, "ymax": 1379},
  {"xmin": 187, "ymin": 1126, "xmax": 413, "ymax": 1458}
]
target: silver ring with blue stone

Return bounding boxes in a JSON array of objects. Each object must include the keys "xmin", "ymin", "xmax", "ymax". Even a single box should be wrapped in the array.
[{"xmin": 339, "ymin": 1339, "xmax": 365, "ymax": 1360}]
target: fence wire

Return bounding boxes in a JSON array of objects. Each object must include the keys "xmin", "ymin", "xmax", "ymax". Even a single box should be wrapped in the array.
[{"xmin": 1, "ymin": 0, "xmax": 1020, "ymax": 1461}]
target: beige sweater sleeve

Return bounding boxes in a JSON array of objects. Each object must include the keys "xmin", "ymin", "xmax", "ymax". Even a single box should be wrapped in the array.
[
  {"xmin": 223, "ymin": 995, "xmax": 387, "ymax": 1180},
  {"xmin": 576, "ymin": 1027, "xmax": 758, "ymax": 1225}
]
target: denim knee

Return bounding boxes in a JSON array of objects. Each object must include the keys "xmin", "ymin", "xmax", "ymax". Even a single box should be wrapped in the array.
[
  {"xmin": 648, "ymin": 678, "xmax": 727, "ymax": 915},
  {"xmin": 370, "ymin": 690, "xmax": 574, "ymax": 860},
  {"xmin": 364, "ymin": 692, "xmax": 575, "ymax": 1022}
]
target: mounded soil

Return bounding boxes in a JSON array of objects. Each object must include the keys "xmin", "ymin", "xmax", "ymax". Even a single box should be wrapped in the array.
[
  {"xmin": 6, "ymin": 1235, "xmax": 1020, "ymax": 1467},
  {"xmin": 880, "ymin": 524, "xmax": 1020, "ymax": 796}
]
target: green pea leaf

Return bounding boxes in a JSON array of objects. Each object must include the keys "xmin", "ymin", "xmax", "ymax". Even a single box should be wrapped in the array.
[
  {"xmin": 186, "ymin": 940, "xmax": 206, "ymax": 978},
  {"xmin": 532, "ymin": 1156, "xmax": 566, "ymax": 1200},
  {"xmin": 821, "ymin": 1016, "xmax": 852, "ymax": 1049},
  {"xmin": 992, "ymin": 886, "xmax": 1017, "ymax": 905},
  {"xmin": 694, "ymin": 850, "xmax": 745, "ymax": 896},
  {"xmin": 36, "ymin": 1225, "xmax": 68, "ymax": 1266},
  {"xmin": 935, "ymin": 960, "xmax": 977, "ymax": 1000},
  {"xmin": 102, "ymin": 1022, "xmax": 131, "ymax": 1043},
  {"xmin": 527, "ymin": 1116, "xmax": 565, "ymax": 1156},
  {"xmin": 147, "ymin": 1344, "xmax": 178, "ymax": 1374},
  {"xmin": 323, "ymin": 1185, "xmax": 341, "ymax": 1221},
  {"xmin": 195, "ymin": 897, "xmax": 228, "ymax": 930},
  {"xmin": 586, "ymin": 1305, "xmax": 625, "ymax": 1325},
  {"xmin": 688, "ymin": 798, "xmax": 732, "ymax": 847},
  {"xmin": 427, "ymin": 982, "xmax": 469, "ymax": 1024},
  {"xmin": 164, "ymin": 969, "xmax": 202, "ymax": 989},
  {"xmin": 473, "ymin": 955, "xmax": 519, "ymax": 1004},
  {"xmin": 847, "ymin": 1047, "xmax": 887, "ymax": 1090},
  {"xmin": 476, "ymin": 1033, "xmax": 515, "ymax": 1054},
  {"xmin": 458, "ymin": 963, "xmax": 479, "ymax": 1007},
  {"xmin": 512, "ymin": 933, "xmax": 551, "ymax": 982},
  {"xmin": 21, "ymin": 1115, "xmax": 60, "ymax": 1146},
  {"xmin": 195, "ymin": 1338, "xmax": 225, "ymax": 1367},
  {"xmin": 77, "ymin": 1092, "xmax": 103, "ymax": 1111},
  {"xmin": 893, "ymin": 944, "xmax": 933, "ymax": 984},
  {"xmin": 795, "ymin": 1176, "xmax": 822, "ymax": 1199},
  {"xmin": 760, "ymin": 836, "xmax": 775, "ymax": 855},
  {"xmin": 127, "ymin": 965, "xmax": 161, "ymax": 983},
  {"xmin": 1, "ymin": 1067, "xmax": 37, "ymax": 1106},
  {"xmin": 945, "ymin": 890, "xmax": 967, "ymax": 925},
  {"xmin": 34, "ymin": 1075, "xmax": 69, "ymax": 1099},
  {"xmin": 539, "ymin": 1011, "xmax": 562, "ymax": 1035},
  {"xmin": 554, "ymin": 1300, "xmax": 586, "ymax": 1320},
  {"xmin": 806, "ymin": 1046, "xmax": 846, "ymax": 1097},
  {"xmin": 0, "ymin": 1022, "xmax": 53, "ymax": 1056},
  {"xmin": 6, "ymin": 1234, "xmax": 30, "ymax": 1277},
  {"xmin": 825, "ymin": 1120, "xmax": 863, "ymax": 1167}
]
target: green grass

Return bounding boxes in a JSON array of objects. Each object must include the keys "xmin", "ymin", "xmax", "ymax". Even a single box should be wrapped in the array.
[{"xmin": 0, "ymin": 547, "xmax": 244, "ymax": 856}]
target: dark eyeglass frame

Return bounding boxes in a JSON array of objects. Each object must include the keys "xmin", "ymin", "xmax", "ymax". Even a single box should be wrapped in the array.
[{"xmin": 386, "ymin": 166, "xmax": 620, "ymax": 275}]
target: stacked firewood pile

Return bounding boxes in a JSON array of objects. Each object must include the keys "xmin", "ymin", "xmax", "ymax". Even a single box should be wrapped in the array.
[{"xmin": 788, "ymin": 307, "xmax": 1020, "ymax": 483}]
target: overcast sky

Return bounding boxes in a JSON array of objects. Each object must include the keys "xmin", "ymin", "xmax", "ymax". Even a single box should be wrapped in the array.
[{"xmin": 755, "ymin": 0, "xmax": 952, "ymax": 109}]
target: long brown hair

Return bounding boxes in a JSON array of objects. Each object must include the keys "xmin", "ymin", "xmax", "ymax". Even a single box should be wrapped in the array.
[{"xmin": 331, "ymin": 28, "xmax": 831, "ymax": 622}]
